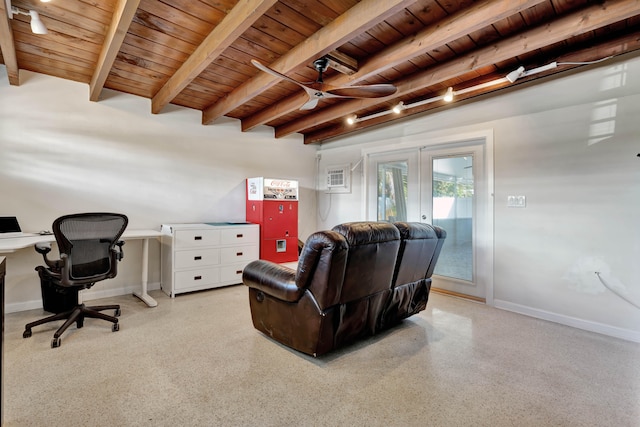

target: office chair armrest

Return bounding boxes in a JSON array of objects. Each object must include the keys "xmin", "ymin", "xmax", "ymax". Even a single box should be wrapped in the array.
[
  {"xmin": 34, "ymin": 241, "xmax": 63, "ymax": 271},
  {"xmin": 35, "ymin": 241, "xmax": 51, "ymax": 254},
  {"xmin": 114, "ymin": 240, "xmax": 125, "ymax": 261}
]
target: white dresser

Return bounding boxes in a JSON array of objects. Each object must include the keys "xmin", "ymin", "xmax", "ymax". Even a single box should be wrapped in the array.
[{"xmin": 160, "ymin": 223, "xmax": 259, "ymax": 297}]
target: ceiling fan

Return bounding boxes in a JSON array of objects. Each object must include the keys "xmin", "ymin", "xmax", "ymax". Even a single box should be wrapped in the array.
[{"xmin": 251, "ymin": 57, "xmax": 397, "ymax": 110}]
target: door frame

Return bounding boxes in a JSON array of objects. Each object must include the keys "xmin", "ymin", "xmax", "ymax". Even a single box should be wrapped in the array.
[{"xmin": 362, "ymin": 129, "xmax": 494, "ymax": 305}]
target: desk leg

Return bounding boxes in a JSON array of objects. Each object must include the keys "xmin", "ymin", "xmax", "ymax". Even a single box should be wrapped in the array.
[{"xmin": 133, "ymin": 238, "xmax": 158, "ymax": 307}]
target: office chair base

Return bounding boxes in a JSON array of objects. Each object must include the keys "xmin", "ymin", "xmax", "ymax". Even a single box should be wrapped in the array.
[{"xmin": 23, "ymin": 303, "xmax": 121, "ymax": 348}]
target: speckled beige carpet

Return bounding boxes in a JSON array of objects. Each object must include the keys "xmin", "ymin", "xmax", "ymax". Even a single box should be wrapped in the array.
[{"xmin": 3, "ymin": 287, "xmax": 640, "ymax": 426}]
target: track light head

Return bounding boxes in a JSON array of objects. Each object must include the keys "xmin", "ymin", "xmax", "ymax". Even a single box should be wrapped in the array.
[
  {"xmin": 29, "ymin": 10, "xmax": 48, "ymax": 34},
  {"xmin": 7, "ymin": 3, "xmax": 48, "ymax": 35},
  {"xmin": 443, "ymin": 87, "xmax": 454, "ymax": 102},
  {"xmin": 346, "ymin": 115, "xmax": 358, "ymax": 125},
  {"xmin": 506, "ymin": 66, "xmax": 525, "ymax": 83},
  {"xmin": 392, "ymin": 102, "xmax": 404, "ymax": 114}
]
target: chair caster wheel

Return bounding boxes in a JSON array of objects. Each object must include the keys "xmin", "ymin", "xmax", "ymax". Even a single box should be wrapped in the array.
[
  {"xmin": 112, "ymin": 323, "xmax": 119, "ymax": 332},
  {"xmin": 51, "ymin": 337, "xmax": 61, "ymax": 348},
  {"xmin": 115, "ymin": 308, "xmax": 121, "ymax": 317},
  {"xmin": 23, "ymin": 329, "xmax": 32, "ymax": 338}
]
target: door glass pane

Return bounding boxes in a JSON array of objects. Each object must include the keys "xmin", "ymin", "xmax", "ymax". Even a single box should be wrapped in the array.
[
  {"xmin": 377, "ymin": 161, "xmax": 408, "ymax": 222},
  {"xmin": 432, "ymin": 156, "xmax": 473, "ymax": 281}
]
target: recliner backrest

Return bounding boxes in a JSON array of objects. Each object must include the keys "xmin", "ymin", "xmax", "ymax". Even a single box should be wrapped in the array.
[
  {"xmin": 392, "ymin": 222, "xmax": 446, "ymax": 286},
  {"xmin": 295, "ymin": 230, "xmax": 348, "ymax": 310},
  {"xmin": 331, "ymin": 222, "xmax": 400, "ymax": 304}
]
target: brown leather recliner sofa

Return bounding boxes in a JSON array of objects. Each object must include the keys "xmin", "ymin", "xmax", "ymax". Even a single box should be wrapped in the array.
[{"xmin": 242, "ymin": 221, "xmax": 446, "ymax": 356}]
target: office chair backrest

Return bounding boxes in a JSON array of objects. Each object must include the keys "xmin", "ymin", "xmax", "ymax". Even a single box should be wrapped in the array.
[{"xmin": 53, "ymin": 213, "xmax": 128, "ymax": 281}]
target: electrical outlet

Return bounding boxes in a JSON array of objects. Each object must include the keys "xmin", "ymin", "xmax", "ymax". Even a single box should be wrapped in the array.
[{"xmin": 507, "ymin": 195, "xmax": 526, "ymax": 208}]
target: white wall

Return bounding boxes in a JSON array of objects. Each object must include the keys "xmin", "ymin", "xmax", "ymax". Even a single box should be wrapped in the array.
[
  {"xmin": 3, "ymin": 56, "xmax": 639, "ymax": 342},
  {"xmin": 316, "ymin": 54, "xmax": 640, "ymax": 342},
  {"xmin": 0, "ymin": 67, "xmax": 318, "ymax": 311}
]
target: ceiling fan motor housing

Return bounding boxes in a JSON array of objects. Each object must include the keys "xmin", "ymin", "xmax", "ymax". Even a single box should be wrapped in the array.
[{"xmin": 313, "ymin": 58, "xmax": 329, "ymax": 73}]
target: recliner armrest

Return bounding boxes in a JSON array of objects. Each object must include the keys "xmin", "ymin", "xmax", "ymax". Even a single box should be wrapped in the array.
[{"xmin": 242, "ymin": 260, "xmax": 303, "ymax": 302}]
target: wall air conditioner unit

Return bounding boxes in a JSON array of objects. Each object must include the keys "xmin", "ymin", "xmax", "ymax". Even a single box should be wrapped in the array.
[{"xmin": 325, "ymin": 164, "xmax": 351, "ymax": 193}]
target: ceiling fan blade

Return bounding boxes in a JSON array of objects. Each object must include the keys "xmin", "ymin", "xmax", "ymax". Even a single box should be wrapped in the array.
[
  {"xmin": 325, "ymin": 84, "xmax": 397, "ymax": 98},
  {"xmin": 300, "ymin": 98, "xmax": 320, "ymax": 110},
  {"xmin": 251, "ymin": 60, "xmax": 311, "ymax": 91},
  {"xmin": 252, "ymin": 58, "xmax": 397, "ymax": 110}
]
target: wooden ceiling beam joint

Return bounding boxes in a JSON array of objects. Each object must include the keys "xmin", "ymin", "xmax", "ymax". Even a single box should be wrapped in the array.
[
  {"xmin": 0, "ymin": 0, "xmax": 20, "ymax": 85},
  {"xmin": 89, "ymin": 0, "xmax": 141, "ymax": 102},
  {"xmin": 151, "ymin": 0, "xmax": 278, "ymax": 114}
]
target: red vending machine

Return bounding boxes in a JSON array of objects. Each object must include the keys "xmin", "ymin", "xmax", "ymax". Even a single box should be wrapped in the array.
[{"xmin": 246, "ymin": 177, "xmax": 299, "ymax": 263}]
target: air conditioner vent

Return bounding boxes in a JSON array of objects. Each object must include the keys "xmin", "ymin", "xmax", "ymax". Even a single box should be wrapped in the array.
[
  {"xmin": 325, "ymin": 164, "xmax": 351, "ymax": 193},
  {"xmin": 327, "ymin": 167, "xmax": 345, "ymax": 187}
]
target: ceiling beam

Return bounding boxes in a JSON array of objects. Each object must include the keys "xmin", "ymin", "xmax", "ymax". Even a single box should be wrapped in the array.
[
  {"xmin": 305, "ymin": 33, "xmax": 640, "ymax": 144},
  {"xmin": 151, "ymin": 0, "xmax": 277, "ymax": 114},
  {"xmin": 0, "ymin": 0, "xmax": 19, "ymax": 85},
  {"xmin": 201, "ymin": 0, "xmax": 417, "ymax": 125},
  {"xmin": 275, "ymin": 0, "xmax": 640, "ymax": 140},
  {"xmin": 240, "ymin": 0, "xmax": 547, "ymax": 132},
  {"xmin": 325, "ymin": 50, "xmax": 358, "ymax": 75},
  {"xmin": 89, "ymin": 0, "xmax": 140, "ymax": 101}
]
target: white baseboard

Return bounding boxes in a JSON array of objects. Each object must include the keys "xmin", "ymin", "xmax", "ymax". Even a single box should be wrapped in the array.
[
  {"xmin": 5, "ymin": 282, "xmax": 161, "ymax": 314},
  {"xmin": 493, "ymin": 299, "xmax": 640, "ymax": 343}
]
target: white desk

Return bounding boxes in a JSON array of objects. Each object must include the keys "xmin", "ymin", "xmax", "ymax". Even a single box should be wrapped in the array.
[{"xmin": 0, "ymin": 229, "xmax": 162, "ymax": 307}]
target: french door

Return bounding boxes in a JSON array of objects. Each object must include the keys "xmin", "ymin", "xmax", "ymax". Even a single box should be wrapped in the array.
[
  {"xmin": 367, "ymin": 139, "xmax": 492, "ymax": 303},
  {"xmin": 420, "ymin": 143, "xmax": 490, "ymax": 301}
]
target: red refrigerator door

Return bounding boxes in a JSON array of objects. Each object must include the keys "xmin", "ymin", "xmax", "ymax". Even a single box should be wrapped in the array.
[
  {"xmin": 260, "ymin": 200, "xmax": 298, "ymax": 262},
  {"xmin": 262, "ymin": 200, "xmax": 298, "ymax": 239}
]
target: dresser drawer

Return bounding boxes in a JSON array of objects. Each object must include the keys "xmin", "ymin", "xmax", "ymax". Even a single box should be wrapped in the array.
[
  {"xmin": 220, "ymin": 245, "xmax": 259, "ymax": 264},
  {"xmin": 161, "ymin": 223, "xmax": 259, "ymax": 297},
  {"xmin": 221, "ymin": 227, "xmax": 259, "ymax": 245},
  {"xmin": 174, "ymin": 248, "xmax": 220, "ymax": 269},
  {"xmin": 174, "ymin": 267, "xmax": 220, "ymax": 290},
  {"xmin": 174, "ymin": 229, "xmax": 220, "ymax": 248},
  {"xmin": 220, "ymin": 263, "xmax": 248, "ymax": 284}
]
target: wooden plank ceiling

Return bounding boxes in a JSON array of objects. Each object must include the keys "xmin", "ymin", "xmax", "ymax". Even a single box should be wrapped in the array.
[{"xmin": 1, "ymin": 0, "xmax": 639, "ymax": 144}]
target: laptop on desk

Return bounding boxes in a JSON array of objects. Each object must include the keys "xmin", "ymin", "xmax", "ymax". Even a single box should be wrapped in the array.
[{"xmin": 0, "ymin": 216, "xmax": 36, "ymax": 238}]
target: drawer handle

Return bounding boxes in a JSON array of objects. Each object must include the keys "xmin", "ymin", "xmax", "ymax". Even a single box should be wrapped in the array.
[
  {"xmin": 236, "ymin": 252, "xmax": 243, "ymax": 256},
  {"xmin": 194, "ymin": 275, "xmax": 202, "ymax": 280},
  {"xmin": 236, "ymin": 270, "xmax": 242, "ymax": 274},
  {"xmin": 236, "ymin": 233, "xmax": 243, "ymax": 238},
  {"xmin": 194, "ymin": 236, "xmax": 202, "ymax": 241},
  {"xmin": 194, "ymin": 256, "xmax": 202, "ymax": 261}
]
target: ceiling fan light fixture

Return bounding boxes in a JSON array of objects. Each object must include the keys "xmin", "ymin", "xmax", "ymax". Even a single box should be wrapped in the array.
[{"xmin": 443, "ymin": 87, "xmax": 454, "ymax": 102}]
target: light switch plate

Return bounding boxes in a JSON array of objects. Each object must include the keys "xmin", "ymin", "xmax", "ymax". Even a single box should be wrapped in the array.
[{"xmin": 507, "ymin": 195, "xmax": 526, "ymax": 208}]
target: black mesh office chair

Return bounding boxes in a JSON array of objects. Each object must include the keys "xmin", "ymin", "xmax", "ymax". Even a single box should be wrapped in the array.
[{"xmin": 23, "ymin": 213, "xmax": 128, "ymax": 348}]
